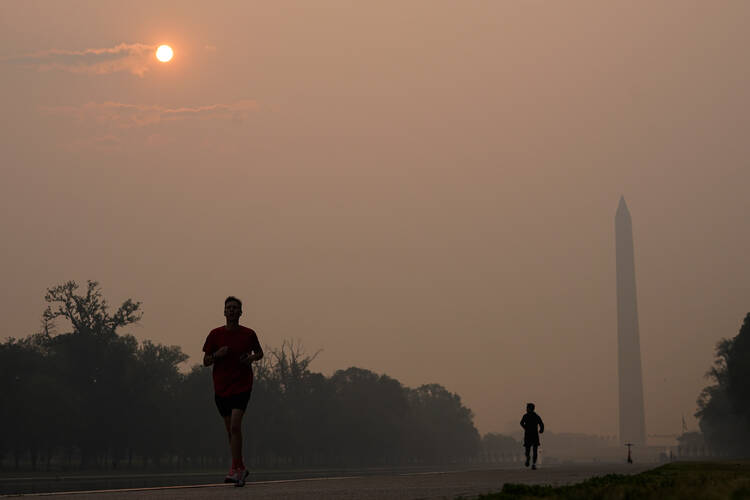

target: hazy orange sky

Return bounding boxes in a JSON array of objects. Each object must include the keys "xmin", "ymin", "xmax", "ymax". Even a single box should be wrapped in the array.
[{"xmin": 2, "ymin": 1, "xmax": 749, "ymax": 438}]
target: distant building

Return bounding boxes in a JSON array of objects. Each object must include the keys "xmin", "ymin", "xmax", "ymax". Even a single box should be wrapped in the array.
[
  {"xmin": 615, "ymin": 197, "xmax": 647, "ymax": 446},
  {"xmin": 677, "ymin": 431, "xmax": 707, "ymax": 457}
]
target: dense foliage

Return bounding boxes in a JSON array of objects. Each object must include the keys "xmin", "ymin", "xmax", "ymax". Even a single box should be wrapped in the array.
[
  {"xmin": 476, "ymin": 462, "xmax": 750, "ymax": 499},
  {"xmin": 0, "ymin": 281, "xmax": 486, "ymax": 471},
  {"xmin": 695, "ymin": 312, "xmax": 750, "ymax": 456}
]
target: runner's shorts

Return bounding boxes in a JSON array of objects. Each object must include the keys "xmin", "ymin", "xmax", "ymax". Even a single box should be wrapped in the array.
[{"xmin": 214, "ymin": 390, "xmax": 252, "ymax": 417}]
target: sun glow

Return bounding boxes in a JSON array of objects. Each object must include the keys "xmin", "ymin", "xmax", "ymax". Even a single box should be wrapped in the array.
[{"xmin": 156, "ymin": 45, "xmax": 173, "ymax": 62}]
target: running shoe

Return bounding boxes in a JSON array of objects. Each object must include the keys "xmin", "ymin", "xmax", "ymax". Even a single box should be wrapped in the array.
[
  {"xmin": 235, "ymin": 468, "xmax": 249, "ymax": 487},
  {"xmin": 224, "ymin": 467, "xmax": 238, "ymax": 483}
]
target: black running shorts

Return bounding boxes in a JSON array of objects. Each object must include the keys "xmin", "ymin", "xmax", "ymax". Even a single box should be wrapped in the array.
[{"xmin": 214, "ymin": 390, "xmax": 251, "ymax": 417}]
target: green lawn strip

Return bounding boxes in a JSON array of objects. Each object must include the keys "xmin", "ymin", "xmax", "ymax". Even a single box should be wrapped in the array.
[{"xmin": 470, "ymin": 462, "xmax": 750, "ymax": 500}]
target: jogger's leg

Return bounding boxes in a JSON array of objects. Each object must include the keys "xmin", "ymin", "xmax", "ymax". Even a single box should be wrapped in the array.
[
  {"xmin": 223, "ymin": 416, "xmax": 232, "ymax": 442},
  {"xmin": 230, "ymin": 409, "xmax": 245, "ymax": 468},
  {"xmin": 221, "ymin": 415, "xmax": 236, "ymax": 482},
  {"xmin": 532, "ymin": 445, "xmax": 538, "ymax": 464}
]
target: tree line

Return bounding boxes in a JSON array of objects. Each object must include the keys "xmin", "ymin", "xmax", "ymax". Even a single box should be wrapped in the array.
[{"xmin": 0, "ymin": 281, "xmax": 520, "ymax": 471}]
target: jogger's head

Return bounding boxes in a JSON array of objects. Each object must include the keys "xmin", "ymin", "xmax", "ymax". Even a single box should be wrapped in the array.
[
  {"xmin": 224, "ymin": 296, "xmax": 243, "ymax": 323},
  {"xmin": 526, "ymin": 402, "xmax": 535, "ymax": 413}
]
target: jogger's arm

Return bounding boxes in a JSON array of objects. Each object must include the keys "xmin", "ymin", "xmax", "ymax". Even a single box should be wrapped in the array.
[
  {"xmin": 204, "ymin": 346, "xmax": 229, "ymax": 366},
  {"xmin": 240, "ymin": 344, "xmax": 264, "ymax": 364}
]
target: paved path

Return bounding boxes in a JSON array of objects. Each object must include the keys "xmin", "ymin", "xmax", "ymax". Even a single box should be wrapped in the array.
[{"xmin": 5, "ymin": 464, "xmax": 655, "ymax": 499}]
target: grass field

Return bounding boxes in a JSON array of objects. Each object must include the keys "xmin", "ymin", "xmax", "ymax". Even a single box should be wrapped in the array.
[{"xmin": 474, "ymin": 462, "xmax": 750, "ymax": 500}]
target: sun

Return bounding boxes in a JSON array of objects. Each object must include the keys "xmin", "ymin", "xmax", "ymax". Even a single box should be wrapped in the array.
[{"xmin": 156, "ymin": 45, "xmax": 173, "ymax": 62}]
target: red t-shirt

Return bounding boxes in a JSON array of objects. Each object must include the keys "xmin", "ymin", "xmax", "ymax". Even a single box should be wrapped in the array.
[{"xmin": 202, "ymin": 326, "xmax": 261, "ymax": 397}]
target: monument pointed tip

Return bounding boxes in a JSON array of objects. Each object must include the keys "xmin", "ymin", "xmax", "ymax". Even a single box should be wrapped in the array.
[{"xmin": 617, "ymin": 196, "xmax": 629, "ymax": 214}]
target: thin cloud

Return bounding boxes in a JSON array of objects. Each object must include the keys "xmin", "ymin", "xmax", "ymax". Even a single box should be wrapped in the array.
[
  {"xmin": 5, "ymin": 43, "xmax": 156, "ymax": 76},
  {"xmin": 44, "ymin": 100, "xmax": 259, "ymax": 128},
  {"xmin": 63, "ymin": 134, "xmax": 125, "ymax": 153}
]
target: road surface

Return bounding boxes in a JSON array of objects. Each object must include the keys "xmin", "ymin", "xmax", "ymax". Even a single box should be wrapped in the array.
[{"xmin": 3, "ymin": 463, "xmax": 655, "ymax": 499}]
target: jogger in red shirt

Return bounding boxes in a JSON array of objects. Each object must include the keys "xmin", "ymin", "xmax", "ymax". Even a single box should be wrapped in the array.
[{"xmin": 203, "ymin": 296, "xmax": 264, "ymax": 487}]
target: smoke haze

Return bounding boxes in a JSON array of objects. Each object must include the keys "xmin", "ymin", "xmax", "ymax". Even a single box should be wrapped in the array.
[{"xmin": 2, "ymin": 1, "xmax": 749, "ymax": 438}]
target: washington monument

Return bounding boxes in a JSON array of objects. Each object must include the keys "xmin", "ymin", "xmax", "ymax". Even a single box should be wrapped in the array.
[{"xmin": 615, "ymin": 197, "xmax": 646, "ymax": 446}]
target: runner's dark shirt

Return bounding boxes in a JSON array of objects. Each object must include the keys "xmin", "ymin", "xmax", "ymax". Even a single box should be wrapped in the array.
[
  {"xmin": 520, "ymin": 412, "xmax": 544, "ymax": 447},
  {"xmin": 203, "ymin": 326, "xmax": 261, "ymax": 397}
]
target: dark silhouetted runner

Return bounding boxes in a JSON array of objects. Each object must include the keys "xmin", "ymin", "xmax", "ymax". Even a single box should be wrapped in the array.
[
  {"xmin": 202, "ymin": 296, "xmax": 264, "ymax": 487},
  {"xmin": 520, "ymin": 402, "xmax": 544, "ymax": 469}
]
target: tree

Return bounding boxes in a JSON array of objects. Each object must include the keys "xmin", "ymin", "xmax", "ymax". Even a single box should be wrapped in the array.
[
  {"xmin": 43, "ymin": 280, "xmax": 142, "ymax": 337},
  {"xmin": 39, "ymin": 281, "xmax": 145, "ymax": 467},
  {"xmin": 0, "ymin": 336, "xmax": 57, "ymax": 469},
  {"xmin": 696, "ymin": 312, "xmax": 750, "ymax": 456},
  {"xmin": 330, "ymin": 367, "xmax": 409, "ymax": 465},
  {"xmin": 406, "ymin": 384, "xmax": 480, "ymax": 462},
  {"xmin": 481, "ymin": 433, "xmax": 521, "ymax": 463}
]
